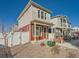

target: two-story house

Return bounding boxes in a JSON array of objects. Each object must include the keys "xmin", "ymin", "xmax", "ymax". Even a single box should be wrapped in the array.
[
  {"xmin": 51, "ymin": 15, "xmax": 71, "ymax": 38},
  {"xmin": 18, "ymin": 1, "xmax": 53, "ymax": 41}
]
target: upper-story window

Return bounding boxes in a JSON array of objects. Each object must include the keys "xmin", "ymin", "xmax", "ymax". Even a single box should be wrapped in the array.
[
  {"xmin": 41, "ymin": 11, "xmax": 44, "ymax": 19},
  {"xmin": 63, "ymin": 19, "xmax": 66, "ymax": 23},
  {"xmin": 45, "ymin": 13, "xmax": 47, "ymax": 20},
  {"xmin": 38, "ymin": 10, "xmax": 47, "ymax": 20},
  {"xmin": 38, "ymin": 10, "xmax": 40, "ymax": 18},
  {"xmin": 60, "ymin": 18, "xmax": 62, "ymax": 26}
]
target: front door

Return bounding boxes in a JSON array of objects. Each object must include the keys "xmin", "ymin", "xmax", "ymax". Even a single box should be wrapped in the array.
[
  {"xmin": 43, "ymin": 27, "xmax": 46, "ymax": 38},
  {"xmin": 36, "ymin": 26, "xmax": 42, "ymax": 40}
]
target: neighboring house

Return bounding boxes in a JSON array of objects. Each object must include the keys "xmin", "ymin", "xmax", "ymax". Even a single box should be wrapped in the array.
[
  {"xmin": 72, "ymin": 27, "xmax": 79, "ymax": 32},
  {"xmin": 51, "ymin": 15, "xmax": 71, "ymax": 38},
  {"xmin": 18, "ymin": 1, "xmax": 53, "ymax": 41},
  {"xmin": 0, "ymin": 33, "xmax": 4, "ymax": 46},
  {"xmin": 71, "ymin": 27, "xmax": 79, "ymax": 36}
]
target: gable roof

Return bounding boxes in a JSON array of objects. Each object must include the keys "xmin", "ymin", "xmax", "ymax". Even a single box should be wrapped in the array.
[{"xmin": 18, "ymin": 1, "xmax": 52, "ymax": 20}]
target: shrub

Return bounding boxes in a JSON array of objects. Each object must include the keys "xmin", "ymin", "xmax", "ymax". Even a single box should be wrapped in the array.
[{"xmin": 47, "ymin": 41, "xmax": 55, "ymax": 47}]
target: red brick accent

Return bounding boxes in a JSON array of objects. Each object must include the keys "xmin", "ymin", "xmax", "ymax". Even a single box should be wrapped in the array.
[
  {"xmin": 19, "ymin": 25, "xmax": 29, "ymax": 32},
  {"xmin": 32, "ymin": 36, "xmax": 46, "ymax": 41},
  {"xmin": 29, "ymin": 24, "xmax": 32, "ymax": 41},
  {"xmin": 21, "ymin": 26, "xmax": 27, "ymax": 32}
]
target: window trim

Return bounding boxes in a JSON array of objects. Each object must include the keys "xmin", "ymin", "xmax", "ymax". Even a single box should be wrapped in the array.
[
  {"xmin": 45, "ymin": 13, "xmax": 47, "ymax": 20},
  {"xmin": 41, "ymin": 11, "xmax": 44, "ymax": 19},
  {"xmin": 38, "ymin": 10, "xmax": 40, "ymax": 18}
]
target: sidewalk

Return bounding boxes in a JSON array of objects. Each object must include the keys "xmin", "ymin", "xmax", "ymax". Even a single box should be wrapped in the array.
[{"xmin": 56, "ymin": 42, "xmax": 78, "ymax": 49}]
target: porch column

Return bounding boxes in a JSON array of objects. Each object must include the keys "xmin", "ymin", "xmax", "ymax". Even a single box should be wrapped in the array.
[
  {"xmin": 34, "ymin": 23, "xmax": 36, "ymax": 41},
  {"xmin": 29, "ymin": 24, "xmax": 32, "ymax": 41},
  {"xmin": 46, "ymin": 26, "xmax": 48, "ymax": 39},
  {"xmin": 43, "ymin": 26, "xmax": 44, "ymax": 39}
]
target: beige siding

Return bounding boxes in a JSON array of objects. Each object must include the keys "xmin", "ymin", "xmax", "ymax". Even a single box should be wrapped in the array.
[
  {"xmin": 18, "ymin": 6, "xmax": 32, "ymax": 29},
  {"xmin": 51, "ymin": 17, "xmax": 61, "ymax": 28},
  {"xmin": 31, "ymin": 5, "xmax": 51, "ymax": 21}
]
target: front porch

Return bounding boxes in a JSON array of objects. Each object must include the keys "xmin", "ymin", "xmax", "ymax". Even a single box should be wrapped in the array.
[{"xmin": 30, "ymin": 20, "xmax": 53, "ymax": 41}]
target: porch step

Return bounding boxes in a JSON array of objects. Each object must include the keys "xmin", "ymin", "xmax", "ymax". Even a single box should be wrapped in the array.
[{"xmin": 31, "ymin": 39, "xmax": 48, "ymax": 44}]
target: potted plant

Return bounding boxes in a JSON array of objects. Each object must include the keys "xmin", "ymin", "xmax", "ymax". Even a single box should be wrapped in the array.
[{"xmin": 47, "ymin": 41, "xmax": 55, "ymax": 47}]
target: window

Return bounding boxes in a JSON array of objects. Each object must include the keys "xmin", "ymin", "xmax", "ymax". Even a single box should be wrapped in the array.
[
  {"xmin": 38, "ymin": 10, "xmax": 40, "ymax": 18},
  {"xmin": 48, "ymin": 28, "xmax": 51, "ymax": 33},
  {"xmin": 63, "ymin": 19, "xmax": 66, "ymax": 23},
  {"xmin": 36, "ymin": 27, "xmax": 41, "ymax": 36},
  {"xmin": 32, "ymin": 25, "xmax": 34, "ymax": 35},
  {"xmin": 45, "ymin": 13, "xmax": 46, "ymax": 20},
  {"xmin": 44, "ymin": 28, "xmax": 46, "ymax": 32},
  {"xmin": 41, "ymin": 11, "xmax": 44, "ymax": 19},
  {"xmin": 53, "ymin": 28, "xmax": 55, "ymax": 33},
  {"xmin": 60, "ymin": 18, "xmax": 62, "ymax": 26},
  {"xmin": 36, "ymin": 27, "xmax": 39, "ymax": 36}
]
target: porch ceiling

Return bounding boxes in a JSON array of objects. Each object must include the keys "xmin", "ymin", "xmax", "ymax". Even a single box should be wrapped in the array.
[{"xmin": 31, "ymin": 19, "xmax": 54, "ymax": 26}]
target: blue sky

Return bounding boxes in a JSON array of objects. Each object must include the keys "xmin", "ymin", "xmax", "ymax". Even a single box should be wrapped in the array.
[{"xmin": 0, "ymin": 0, "xmax": 79, "ymax": 32}]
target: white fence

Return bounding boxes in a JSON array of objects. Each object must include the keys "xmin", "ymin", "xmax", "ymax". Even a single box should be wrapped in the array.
[
  {"xmin": 48, "ymin": 33, "xmax": 55, "ymax": 40},
  {"xmin": 8, "ymin": 32, "xmax": 30, "ymax": 47},
  {"xmin": 0, "ymin": 32, "xmax": 30, "ymax": 47}
]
